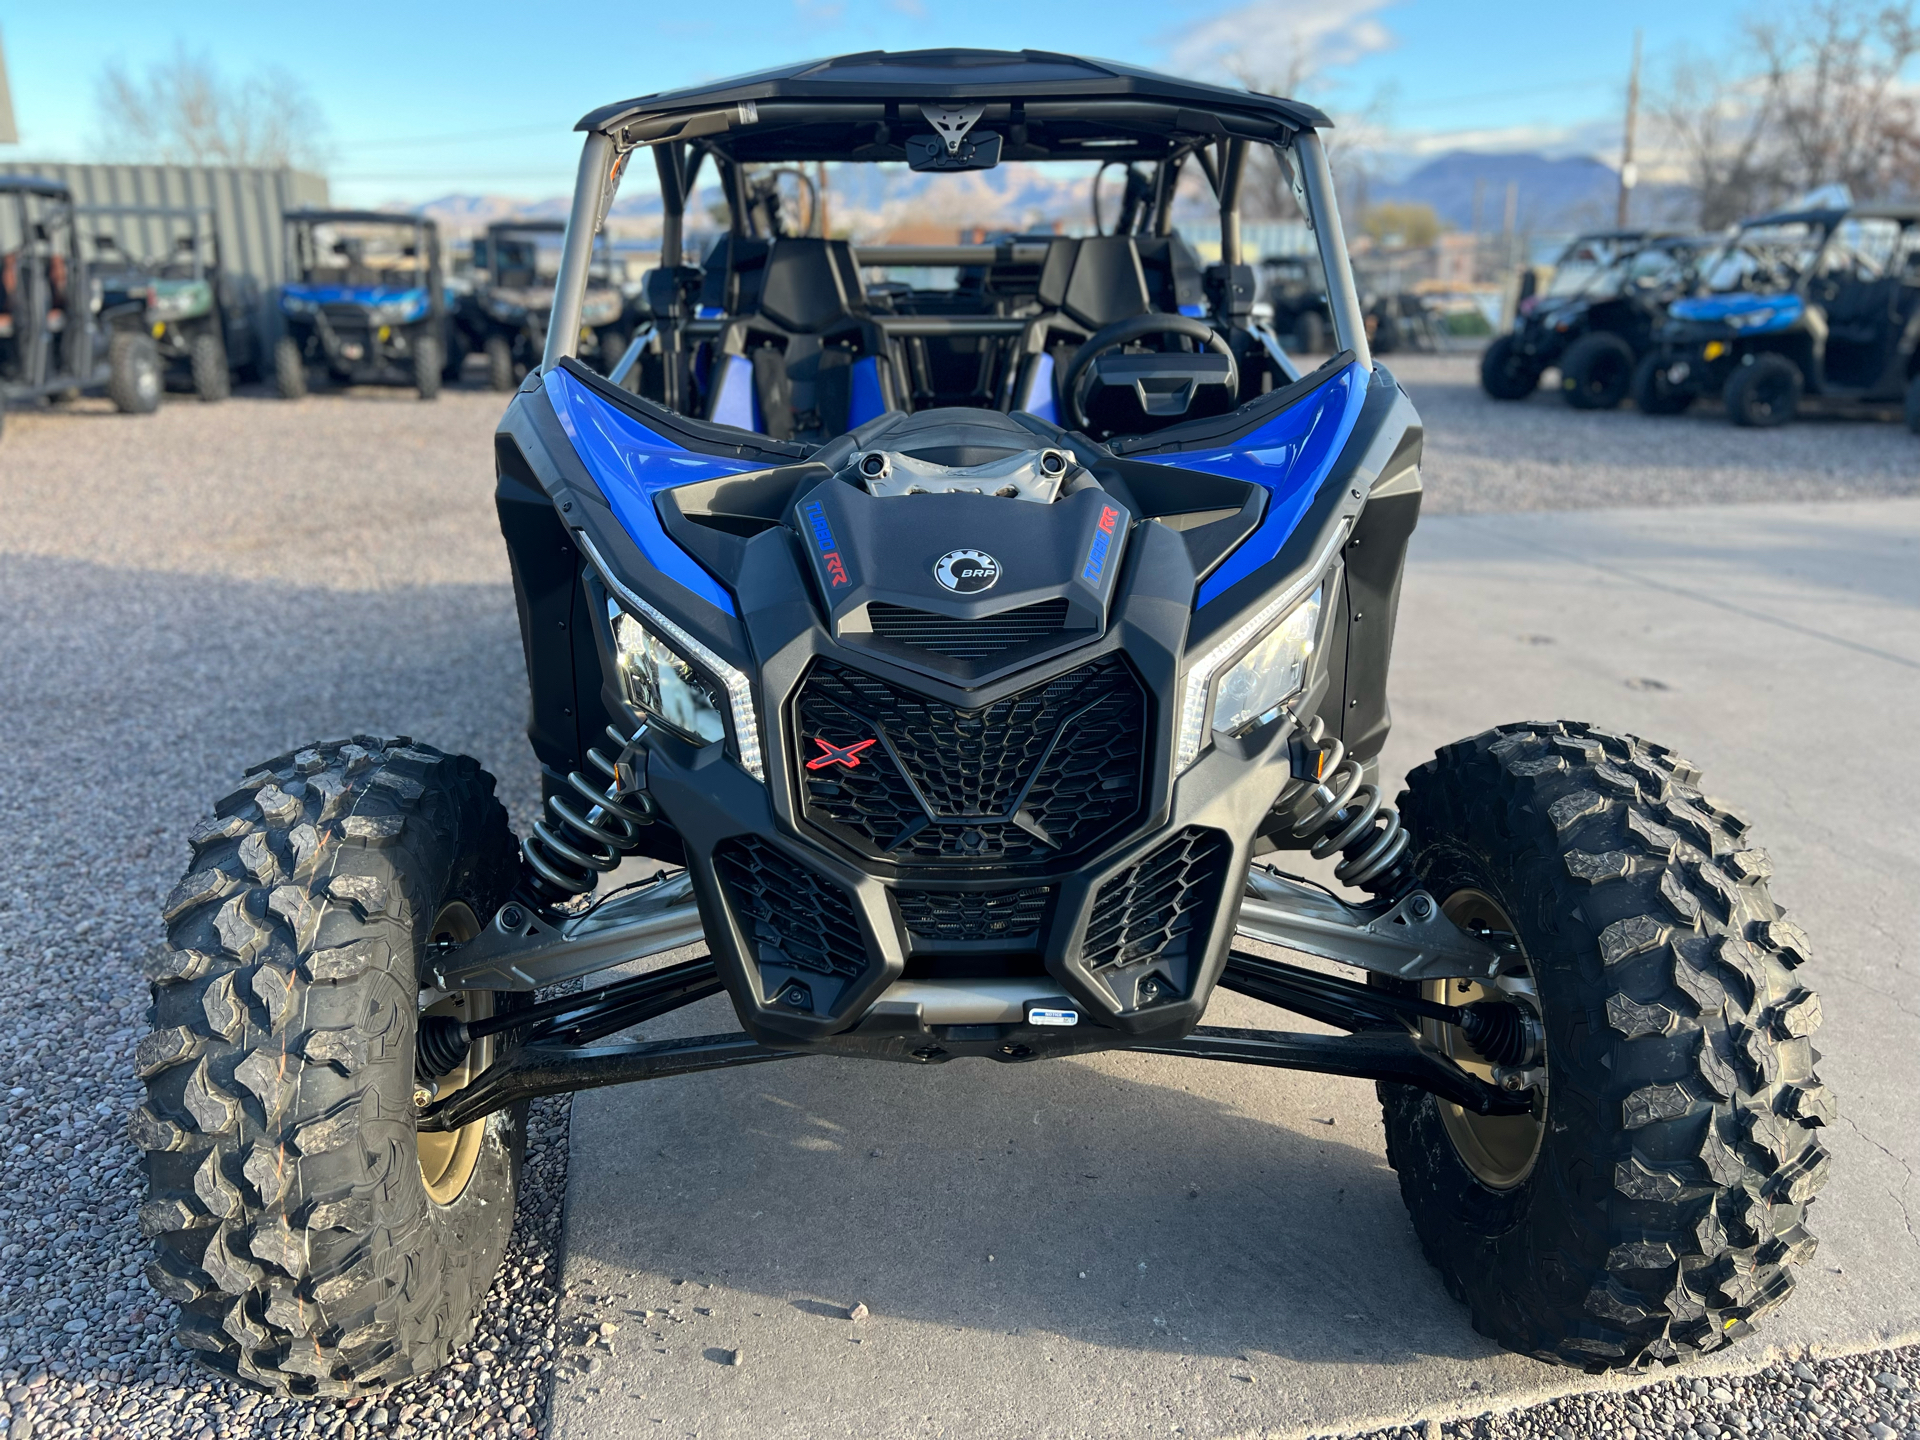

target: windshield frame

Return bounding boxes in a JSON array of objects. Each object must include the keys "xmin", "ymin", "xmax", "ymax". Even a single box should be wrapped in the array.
[{"xmin": 539, "ymin": 71, "xmax": 1372, "ymax": 375}]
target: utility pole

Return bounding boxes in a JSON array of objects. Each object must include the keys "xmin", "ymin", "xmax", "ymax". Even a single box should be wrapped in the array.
[
  {"xmin": 0, "ymin": 28, "xmax": 18, "ymax": 145},
  {"xmin": 1618, "ymin": 29, "xmax": 1642, "ymax": 229}
]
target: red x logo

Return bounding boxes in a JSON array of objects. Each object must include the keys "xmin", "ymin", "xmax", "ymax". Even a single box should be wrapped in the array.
[{"xmin": 807, "ymin": 737, "xmax": 878, "ymax": 771}]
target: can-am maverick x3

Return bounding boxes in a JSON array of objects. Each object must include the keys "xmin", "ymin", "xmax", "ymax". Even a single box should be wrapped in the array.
[{"xmin": 135, "ymin": 50, "xmax": 1832, "ymax": 1396}]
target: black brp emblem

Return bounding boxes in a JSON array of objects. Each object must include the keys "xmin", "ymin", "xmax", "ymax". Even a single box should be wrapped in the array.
[{"xmin": 934, "ymin": 548, "xmax": 1000, "ymax": 594}]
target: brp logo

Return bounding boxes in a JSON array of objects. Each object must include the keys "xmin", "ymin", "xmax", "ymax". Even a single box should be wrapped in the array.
[{"xmin": 934, "ymin": 548, "xmax": 1000, "ymax": 594}]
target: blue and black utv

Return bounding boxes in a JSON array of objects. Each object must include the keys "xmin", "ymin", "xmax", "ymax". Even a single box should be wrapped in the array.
[
  {"xmin": 135, "ymin": 51, "xmax": 1831, "ymax": 1397},
  {"xmin": 275, "ymin": 209, "xmax": 457, "ymax": 400},
  {"xmin": 1633, "ymin": 204, "xmax": 1920, "ymax": 429},
  {"xmin": 1481, "ymin": 230, "xmax": 1707, "ymax": 409}
]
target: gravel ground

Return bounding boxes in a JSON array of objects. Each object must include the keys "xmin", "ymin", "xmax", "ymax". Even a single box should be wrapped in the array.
[
  {"xmin": 1385, "ymin": 353, "xmax": 1920, "ymax": 514},
  {"xmin": 1340, "ymin": 1348, "xmax": 1920, "ymax": 1440},
  {"xmin": 0, "ymin": 383, "xmax": 565, "ymax": 1440},
  {"xmin": 0, "ymin": 375, "xmax": 1913, "ymax": 1440}
]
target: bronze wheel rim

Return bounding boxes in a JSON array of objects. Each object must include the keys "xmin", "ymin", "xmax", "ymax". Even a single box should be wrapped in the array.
[
  {"xmin": 1422, "ymin": 888, "xmax": 1546, "ymax": 1191},
  {"xmin": 416, "ymin": 901, "xmax": 492, "ymax": 1205}
]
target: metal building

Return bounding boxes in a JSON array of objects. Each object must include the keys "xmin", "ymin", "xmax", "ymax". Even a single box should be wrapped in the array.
[{"xmin": 0, "ymin": 161, "xmax": 330, "ymax": 340}]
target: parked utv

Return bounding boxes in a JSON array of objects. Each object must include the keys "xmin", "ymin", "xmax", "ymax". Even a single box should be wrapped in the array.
[
  {"xmin": 1632, "ymin": 205, "xmax": 1920, "ymax": 428},
  {"xmin": 0, "ymin": 176, "xmax": 162, "ymax": 440},
  {"xmin": 1482, "ymin": 230, "xmax": 1707, "ymax": 408},
  {"xmin": 460, "ymin": 218, "xmax": 629, "ymax": 391},
  {"xmin": 83, "ymin": 204, "xmax": 260, "ymax": 402},
  {"xmin": 135, "ymin": 51, "xmax": 1832, "ymax": 1397},
  {"xmin": 276, "ymin": 210, "xmax": 455, "ymax": 400}
]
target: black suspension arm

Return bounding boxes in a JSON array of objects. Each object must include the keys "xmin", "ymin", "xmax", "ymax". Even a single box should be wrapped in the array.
[
  {"xmin": 1132, "ymin": 1026, "xmax": 1531, "ymax": 1116},
  {"xmin": 1219, "ymin": 950, "xmax": 1463, "ymax": 1031},
  {"xmin": 462, "ymin": 955, "xmax": 722, "ymax": 1044},
  {"xmin": 420, "ymin": 1032, "xmax": 802, "ymax": 1132}
]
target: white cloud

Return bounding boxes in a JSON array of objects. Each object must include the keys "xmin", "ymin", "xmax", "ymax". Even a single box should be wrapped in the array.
[{"xmin": 1165, "ymin": 0, "xmax": 1398, "ymax": 89}]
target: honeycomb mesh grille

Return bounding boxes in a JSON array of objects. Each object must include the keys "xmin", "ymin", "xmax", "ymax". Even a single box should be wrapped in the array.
[
  {"xmin": 714, "ymin": 837, "xmax": 869, "ymax": 979},
  {"xmin": 1083, "ymin": 828, "xmax": 1230, "ymax": 972},
  {"xmin": 895, "ymin": 887, "xmax": 1051, "ymax": 942},
  {"xmin": 865, "ymin": 599, "xmax": 1072, "ymax": 658},
  {"xmin": 794, "ymin": 654, "xmax": 1147, "ymax": 867}
]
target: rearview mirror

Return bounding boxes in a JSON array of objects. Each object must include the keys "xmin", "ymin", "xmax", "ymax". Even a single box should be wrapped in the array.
[{"xmin": 906, "ymin": 131, "xmax": 1002, "ymax": 172}]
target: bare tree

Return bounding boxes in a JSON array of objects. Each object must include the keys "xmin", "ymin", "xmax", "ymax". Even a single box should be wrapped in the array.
[
  {"xmin": 96, "ymin": 47, "xmax": 330, "ymax": 171},
  {"xmin": 1654, "ymin": 0, "xmax": 1919, "ymax": 227},
  {"xmin": 1750, "ymin": 0, "xmax": 1920, "ymax": 201},
  {"xmin": 1656, "ymin": 57, "xmax": 1780, "ymax": 228}
]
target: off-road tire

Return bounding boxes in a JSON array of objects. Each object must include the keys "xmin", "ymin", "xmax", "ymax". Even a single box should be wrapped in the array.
[
  {"xmin": 442, "ymin": 326, "xmax": 470, "ymax": 384},
  {"xmin": 1724, "ymin": 354, "xmax": 1801, "ymax": 428},
  {"xmin": 1479, "ymin": 335, "xmax": 1540, "ymax": 400},
  {"xmin": 191, "ymin": 330, "xmax": 232, "ymax": 402},
  {"xmin": 1560, "ymin": 332, "xmax": 1635, "ymax": 410},
  {"xmin": 1632, "ymin": 354, "xmax": 1694, "ymax": 415},
  {"xmin": 132, "ymin": 737, "xmax": 528, "ymax": 1395},
  {"xmin": 1380, "ymin": 721, "xmax": 1830, "ymax": 1370},
  {"xmin": 1904, "ymin": 373, "xmax": 1919, "ymax": 435},
  {"xmin": 485, "ymin": 335, "xmax": 516, "ymax": 393},
  {"xmin": 1293, "ymin": 311, "xmax": 1327, "ymax": 356},
  {"xmin": 109, "ymin": 331, "xmax": 163, "ymax": 414},
  {"xmin": 275, "ymin": 337, "xmax": 309, "ymax": 400},
  {"xmin": 413, "ymin": 333, "xmax": 443, "ymax": 400}
]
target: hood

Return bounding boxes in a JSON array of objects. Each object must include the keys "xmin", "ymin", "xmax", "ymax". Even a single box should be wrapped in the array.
[
  {"xmin": 1668, "ymin": 292, "xmax": 1804, "ymax": 334},
  {"xmin": 281, "ymin": 283, "xmax": 435, "ymax": 323}
]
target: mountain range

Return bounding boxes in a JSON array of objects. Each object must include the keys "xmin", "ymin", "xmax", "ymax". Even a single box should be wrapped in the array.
[{"xmin": 403, "ymin": 149, "xmax": 1700, "ymax": 243}]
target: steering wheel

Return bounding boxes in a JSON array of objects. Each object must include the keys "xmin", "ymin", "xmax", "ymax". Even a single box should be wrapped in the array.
[{"xmin": 1060, "ymin": 313, "xmax": 1239, "ymax": 431}]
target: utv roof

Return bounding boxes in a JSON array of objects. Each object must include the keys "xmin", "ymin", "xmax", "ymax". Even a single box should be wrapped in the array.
[
  {"xmin": 577, "ymin": 49, "xmax": 1330, "ymax": 162},
  {"xmin": 286, "ymin": 209, "xmax": 439, "ymax": 231},
  {"xmin": 1743, "ymin": 204, "xmax": 1920, "ymax": 229},
  {"xmin": 0, "ymin": 175, "xmax": 74, "ymax": 199}
]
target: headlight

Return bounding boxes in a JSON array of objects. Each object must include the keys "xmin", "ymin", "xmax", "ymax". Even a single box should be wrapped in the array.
[
  {"xmin": 371, "ymin": 299, "xmax": 420, "ymax": 326},
  {"xmin": 584, "ymin": 533, "xmax": 764, "ymax": 782},
  {"xmin": 1725, "ymin": 308, "xmax": 1777, "ymax": 330},
  {"xmin": 1175, "ymin": 582, "xmax": 1323, "ymax": 773},
  {"xmin": 610, "ymin": 600, "xmax": 727, "ymax": 745}
]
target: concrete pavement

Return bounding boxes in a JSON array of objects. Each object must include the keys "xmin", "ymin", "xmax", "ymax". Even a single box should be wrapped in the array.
[{"xmin": 549, "ymin": 498, "xmax": 1920, "ymax": 1440}]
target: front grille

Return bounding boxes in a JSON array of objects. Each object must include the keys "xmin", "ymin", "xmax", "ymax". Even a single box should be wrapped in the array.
[
  {"xmin": 714, "ymin": 837, "xmax": 869, "ymax": 979},
  {"xmin": 896, "ymin": 887, "xmax": 1050, "ymax": 942},
  {"xmin": 1083, "ymin": 828, "xmax": 1230, "ymax": 974},
  {"xmin": 866, "ymin": 599, "xmax": 1071, "ymax": 658},
  {"xmin": 794, "ymin": 654, "xmax": 1147, "ymax": 867}
]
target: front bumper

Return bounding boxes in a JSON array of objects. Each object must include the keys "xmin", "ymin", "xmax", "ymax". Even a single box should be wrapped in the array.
[{"xmin": 641, "ymin": 637, "xmax": 1329, "ymax": 1056}]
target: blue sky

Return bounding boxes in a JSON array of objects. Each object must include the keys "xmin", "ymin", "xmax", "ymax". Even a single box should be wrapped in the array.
[{"xmin": 0, "ymin": 1, "xmax": 1821, "ymax": 205}]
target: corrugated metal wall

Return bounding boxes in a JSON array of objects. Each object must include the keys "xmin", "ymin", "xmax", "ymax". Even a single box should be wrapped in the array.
[{"xmin": 0, "ymin": 162, "xmax": 330, "ymax": 337}]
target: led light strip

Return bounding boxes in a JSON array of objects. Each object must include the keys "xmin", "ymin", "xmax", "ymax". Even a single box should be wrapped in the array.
[
  {"xmin": 1174, "ymin": 517, "xmax": 1352, "ymax": 775},
  {"xmin": 577, "ymin": 532, "xmax": 765, "ymax": 783}
]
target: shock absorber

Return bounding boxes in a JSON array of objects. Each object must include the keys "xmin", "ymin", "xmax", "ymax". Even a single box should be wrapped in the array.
[
  {"xmin": 522, "ymin": 725, "xmax": 657, "ymax": 900},
  {"xmin": 1282, "ymin": 713, "xmax": 1412, "ymax": 897}
]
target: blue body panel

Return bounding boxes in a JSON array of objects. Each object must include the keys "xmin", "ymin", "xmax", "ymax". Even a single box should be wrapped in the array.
[
  {"xmin": 1668, "ymin": 292, "xmax": 1806, "ymax": 335},
  {"xmin": 279, "ymin": 283, "xmax": 436, "ymax": 323},
  {"xmin": 847, "ymin": 356, "xmax": 888, "ymax": 427},
  {"xmin": 708, "ymin": 354, "xmax": 760, "ymax": 433},
  {"xmin": 1139, "ymin": 362, "xmax": 1368, "ymax": 608},
  {"xmin": 544, "ymin": 368, "xmax": 753, "ymax": 616},
  {"xmin": 1019, "ymin": 352, "xmax": 1058, "ymax": 423}
]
